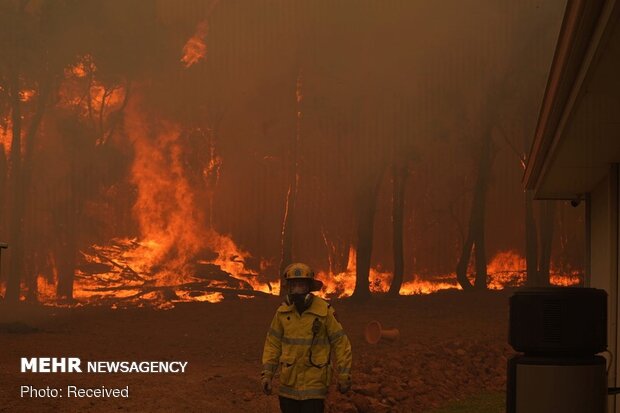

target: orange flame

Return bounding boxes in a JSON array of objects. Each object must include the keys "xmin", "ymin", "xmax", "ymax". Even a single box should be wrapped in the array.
[
  {"xmin": 0, "ymin": 116, "xmax": 11, "ymax": 156},
  {"xmin": 36, "ymin": 275, "xmax": 58, "ymax": 303},
  {"xmin": 128, "ymin": 114, "xmax": 203, "ymax": 286},
  {"xmin": 72, "ymin": 237, "xmax": 229, "ymax": 307},
  {"xmin": 59, "ymin": 55, "xmax": 126, "ymax": 131},
  {"xmin": 316, "ymin": 248, "xmax": 581, "ymax": 298},
  {"xmin": 27, "ymin": 233, "xmax": 583, "ymax": 308},
  {"xmin": 0, "ymin": 88, "xmax": 38, "ymax": 155},
  {"xmin": 19, "ymin": 89, "xmax": 36, "ymax": 102},
  {"xmin": 181, "ymin": 20, "xmax": 209, "ymax": 67},
  {"xmin": 204, "ymin": 232, "xmax": 276, "ymax": 294},
  {"xmin": 486, "ymin": 251, "xmax": 526, "ymax": 289},
  {"xmin": 62, "ymin": 103, "xmax": 273, "ymax": 308},
  {"xmin": 19, "ymin": 95, "xmax": 580, "ymax": 308},
  {"xmin": 64, "ymin": 58, "xmax": 90, "ymax": 78}
]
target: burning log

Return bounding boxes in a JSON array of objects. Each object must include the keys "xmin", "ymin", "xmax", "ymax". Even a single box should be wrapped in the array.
[
  {"xmin": 72, "ymin": 235, "xmax": 276, "ymax": 307},
  {"xmin": 76, "ymin": 261, "xmax": 113, "ymax": 275},
  {"xmin": 193, "ymin": 262, "xmax": 252, "ymax": 288},
  {"xmin": 81, "ymin": 281, "xmax": 272, "ymax": 298},
  {"xmin": 92, "ymin": 252, "xmax": 145, "ymax": 282}
]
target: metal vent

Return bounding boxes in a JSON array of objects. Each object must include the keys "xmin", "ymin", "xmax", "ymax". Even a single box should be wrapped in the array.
[{"xmin": 543, "ymin": 300, "xmax": 562, "ymax": 343}]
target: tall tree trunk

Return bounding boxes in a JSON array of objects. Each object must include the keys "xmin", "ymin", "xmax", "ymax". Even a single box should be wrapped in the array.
[
  {"xmin": 56, "ymin": 158, "xmax": 79, "ymax": 301},
  {"xmin": 389, "ymin": 162, "xmax": 408, "ymax": 296},
  {"xmin": 336, "ymin": 241, "xmax": 350, "ymax": 273},
  {"xmin": 0, "ymin": 149, "xmax": 7, "ymax": 236},
  {"xmin": 537, "ymin": 200, "xmax": 556, "ymax": 286},
  {"xmin": 456, "ymin": 235, "xmax": 475, "ymax": 290},
  {"xmin": 279, "ymin": 182, "xmax": 296, "ymax": 289},
  {"xmin": 5, "ymin": 70, "xmax": 51, "ymax": 301},
  {"xmin": 5, "ymin": 67, "xmax": 24, "ymax": 302},
  {"xmin": 279, "ymin": 68, "xmax": 302, "ymax": 295},
  {"xmin": 203, "ymin": 113, "xmax": 222, "ymax": 231},
  {"xmin": 473, "ymin": 231, "xmax": 488, "ymax": 289},
  {"xmin": 352, "ymin": 167, "xmax": 384, "ymax": 299},
  {"xmin": 56, "ymin": 229, "xmax": 77, "ymax": 301},
  {"xmin": 456, "ymin": 134, "xmax": 492, "ymax": 290},
  {"xmin": 473, "ymin": 151, "xmax": 490, "ymax": 289},
  {"xmin": 321, "ymin": 230, "xmax": 350, "ymax": 274},
  {"xmin": 525, "ymin": 190, "xmax": 539, "ymax": 286}
]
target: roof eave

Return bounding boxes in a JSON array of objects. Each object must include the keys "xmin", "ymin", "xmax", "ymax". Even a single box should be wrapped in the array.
[{"xmin": 523, "ymin": 0, "xmax": 606, "ymax": 192}]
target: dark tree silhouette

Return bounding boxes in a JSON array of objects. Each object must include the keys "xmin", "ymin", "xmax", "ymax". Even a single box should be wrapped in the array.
[
  {"xmin": 3, "ymin": 2, "xmax": 54, "ymax": 301},
  {"xmin": 279, "ymin": 68, "xmax": 302, "ymax": 294},
  {"xmin": 389, "ymin": 161, "xmax": 408, "ymax": 296},
  {"xmin": 456, "ymin": 132, "xmax": 493, "ymax": 290},
  {"xmin": 352, "ymin": 165, "xmax": 385, "ymax": 299}
]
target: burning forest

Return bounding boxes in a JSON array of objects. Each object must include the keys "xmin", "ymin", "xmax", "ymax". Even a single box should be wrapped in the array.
[
  {"xmin": 1, "ymin": 1, "xmax": 594, "ymax": 413},
  {"xmin": 0, "ymin": 0, "xmax": 581, "ymax": 310}
]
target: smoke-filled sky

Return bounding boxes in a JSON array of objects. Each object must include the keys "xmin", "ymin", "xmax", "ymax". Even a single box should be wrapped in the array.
[{"xmin": 0, "ymin": 0, "xmax": 585, "ymax": 296}]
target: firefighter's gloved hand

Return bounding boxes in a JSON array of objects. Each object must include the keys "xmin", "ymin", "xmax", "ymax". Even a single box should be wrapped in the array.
[
  {"xmin": 261, "ymin": 377, "xmax": 272, "ymax": 395},
  {"xmin": 338, "ymin": 380, "xmax": 351, "ymax": 394}
]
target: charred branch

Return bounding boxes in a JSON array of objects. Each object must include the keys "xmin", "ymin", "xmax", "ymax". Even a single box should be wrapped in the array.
[{"xmin": 82, "ymin": 282, "xmax": 272, "ymax": 298}]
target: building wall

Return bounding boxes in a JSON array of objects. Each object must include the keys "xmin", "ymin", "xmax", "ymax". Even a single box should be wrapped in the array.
[{"xmin": 588, "ymin": 164, "xmax": 619, "ymax": 412}]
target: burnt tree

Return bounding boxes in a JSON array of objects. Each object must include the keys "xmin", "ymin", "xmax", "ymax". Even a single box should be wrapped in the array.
[
  {"xmin": 5, "ymin": 64, "xmax": 23, "ymax": 301},
  {"xmin": 352, "ymin": 165, "xmax": 385, "ymax": 299},
  {"xmin": 389, "ymin": 161, "xmax": 408, "ymax": 295},
  {"xmin": 5, "ymin": 62, "xmax": 52, "ymax": 301},
  {"xmin": 279, "ymin": 68, "xmax": 303, "ymax": 294},
  {"xmin": 456, "ymin": 132, "xmax": 493, "ymax": 290},
  {"xmin": 525, "ymin": 197, "xmax": 556, "ymax": 286},
  {"xmin": 1, "ymin": 0, "xmax": 97, "ymax": 301}
]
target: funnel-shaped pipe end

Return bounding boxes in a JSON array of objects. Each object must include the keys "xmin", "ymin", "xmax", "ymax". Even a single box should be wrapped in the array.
[
  {"xmin": 365, "ymin": 321, "xmax": 383, "ymax": 344},
  {"xmin": 364, "ymin": 321, "xmax": 400, "ymax": 344}
]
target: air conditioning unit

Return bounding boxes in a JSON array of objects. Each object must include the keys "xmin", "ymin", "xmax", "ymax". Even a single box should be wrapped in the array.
[
  {"xmin": 507, "ymin": 355, "xmax": 607, "ymax": 413},
  {"xmin": 509, "ymin": 287, "xmax": 606, "ymax": 355},
  {"xmin": 507, "ymin": 288, "xmax": 608, "ymax": 413}
]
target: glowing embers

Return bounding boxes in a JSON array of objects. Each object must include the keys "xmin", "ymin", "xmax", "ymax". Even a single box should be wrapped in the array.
[
  {"xmin": 175, "ymin": 290, "xmax": 223, "ymax": 303},
  {"xmin": 550, "ymin": 273, "xmax": 582, "ymax": 286}
]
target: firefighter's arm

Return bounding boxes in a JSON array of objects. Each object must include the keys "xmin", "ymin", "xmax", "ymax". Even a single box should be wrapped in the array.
[
  {"xmin": 261, "ymin": 312, "xmax": 283, "ymax": 380},
  {"xmin": 326, "ymin": 306, "xmax": 352, "ymax": 386}
]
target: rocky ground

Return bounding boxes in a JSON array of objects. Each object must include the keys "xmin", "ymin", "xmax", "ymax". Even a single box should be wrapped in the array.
[{"xmin": 0, "ymin": 289, "xmax": 514, "ymax": 412}]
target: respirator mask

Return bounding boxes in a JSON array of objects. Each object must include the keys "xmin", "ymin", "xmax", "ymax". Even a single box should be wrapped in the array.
[{"xmin": 286, "ymin": 279, "xmax": 313, "ymax": 314}]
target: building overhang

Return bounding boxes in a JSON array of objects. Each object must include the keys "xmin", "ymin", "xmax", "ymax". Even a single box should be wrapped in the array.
[{"xmin": 524, "ymin": 0, "xmax": 620, "ymax": 199}]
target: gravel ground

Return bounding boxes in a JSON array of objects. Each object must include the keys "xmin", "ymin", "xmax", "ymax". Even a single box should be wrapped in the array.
[{"xmin": 0, "ymin": 289, "xmax": 514, "ymax": 412}]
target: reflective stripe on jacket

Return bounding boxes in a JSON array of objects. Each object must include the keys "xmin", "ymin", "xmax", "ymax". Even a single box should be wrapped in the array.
[{"xmin": 261, "ymin": 296, "xmax": 352, "ymax": 400}]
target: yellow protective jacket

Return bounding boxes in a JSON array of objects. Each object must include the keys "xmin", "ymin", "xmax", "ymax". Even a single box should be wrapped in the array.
[{"xmin": 261, "ymin": 296, "xmax": 352, "ymax": 400}]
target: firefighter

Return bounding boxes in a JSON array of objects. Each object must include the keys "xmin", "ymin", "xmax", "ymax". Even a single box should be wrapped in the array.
[{"xmin": 261, "ymin": 263, "xmax": 352, "ymax": 413}]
